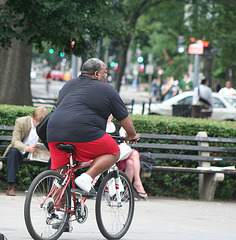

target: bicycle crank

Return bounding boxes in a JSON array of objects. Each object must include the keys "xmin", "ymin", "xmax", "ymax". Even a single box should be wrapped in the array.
[{"xmin": 75, "ymin": 204, "xmax": 88, "ymax": 224}]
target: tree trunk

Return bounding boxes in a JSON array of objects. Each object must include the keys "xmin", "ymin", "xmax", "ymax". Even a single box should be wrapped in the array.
[
  {"xmin": 0, "ymin": 38, "xmax": 33, "ymax": 106},
  {"xmin": 115, "ymin": 37, "xmax": 130, "ymax": 92},
  {"xmin": 204, "ymin": 58, "xmax": 213, "ymax": 88},
  {"xmin": 225, "ymin": 67, "xmax": 234, "ymax": 87}
]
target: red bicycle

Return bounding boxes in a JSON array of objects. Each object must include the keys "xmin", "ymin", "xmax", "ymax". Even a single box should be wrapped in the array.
[{"xmin": 24, "ymin": 136, "xmax": 135, "ymax": 240}]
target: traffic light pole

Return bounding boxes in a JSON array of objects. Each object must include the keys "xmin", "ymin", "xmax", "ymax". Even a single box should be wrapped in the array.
[
  {"xmin": 72, "ymin": 54, "xmax": 78, "ymax": 78},
  {"xmin": 193, "ymin": 54, "xmax": 199, "ymax": 89}
]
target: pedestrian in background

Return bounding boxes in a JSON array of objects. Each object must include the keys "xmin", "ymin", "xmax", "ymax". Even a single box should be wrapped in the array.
[
  {"xmin": 3, "ymin": 107, "xmax": 48, "ymax": 196},
  {"xmin": 192, "ymin": 78, "xmax": 213, "ymax": 118},
  {"xmin": 161, "ymin": 76, "xmax": 178, "ymax": 101},
  {"xmin": 179, "ymin": 73, "xmax": 193, "ymax": 93},
  {"xmin": 151, "ymin": 78, "xmax": 158, "ymax": 100},
  {"xmin": 219, "ymin": 81, "xmax": 236, "ymax": 96},
  {"xmin": 45, "ymin": 70, "xmax": 52, "ymax": 94}
]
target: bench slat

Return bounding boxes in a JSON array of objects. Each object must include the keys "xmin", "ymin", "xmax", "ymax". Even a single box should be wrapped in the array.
[
  {"xmin": 140, "ymin": 133, "xmax": 236, "ymax": 144},
  {"xmin": 144, "ymin": 153, "xmax": 236, "ymax": 163},
  {"xmin": 152, "ymin": 166, "xmax": 236, "ymax": 175},
  {"xmin": 133, "ymin": 143, "xmax": 236, "ymax": 153},
  {"xmin": 0, "ymin": 125, "xmax": 14, "ymax": 131},
  {"xmin": 0, "ymin": 136, "xmax": 12, "ymax": 141},
  {"xmin": 0, "ymin": 157, "xmax": 48, "ymax": 167},
  {"xmin": 0, "ymin": 145, "xmax": 7, "ymax": 151}
]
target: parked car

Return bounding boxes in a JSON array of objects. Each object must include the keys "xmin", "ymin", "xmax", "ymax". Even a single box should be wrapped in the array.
[
  {"xmin": 223, "ymin": 95, "xmax": 236, "ymax": 108},
  {"xmin": 130, "ymin": 91, "xmax": 236, "ymax": 121},
  {"xmin": 50, "ymin": 70, "xmax": 64, "ymax": 81}
]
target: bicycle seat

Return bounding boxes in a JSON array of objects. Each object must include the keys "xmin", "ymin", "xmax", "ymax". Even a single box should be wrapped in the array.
[{"xmin": 57, "ymin": 143, "xmax": 75, "ymax": 153}]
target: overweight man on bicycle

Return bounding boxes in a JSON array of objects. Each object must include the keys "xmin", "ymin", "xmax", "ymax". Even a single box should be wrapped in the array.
[{"xmin": 47, "ymin": 58, "xmax": 140, "ymax": 194}]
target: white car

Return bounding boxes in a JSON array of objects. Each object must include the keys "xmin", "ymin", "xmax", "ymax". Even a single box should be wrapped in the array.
[
  {"xmin": 131, "ymin": 91, "xmax": 236, "ymax": 121},
  {"xmin": 223, "ymin": 95, "xmax": 236, "ymax": 108}
]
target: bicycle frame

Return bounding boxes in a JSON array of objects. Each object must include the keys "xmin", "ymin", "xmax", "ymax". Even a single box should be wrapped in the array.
[
  {"xmin": 40, "ymin": 151, "xmax": 123, "ymax": 217},
  {"xmin": 40, "ymin": 153, "xmax": 91, "ymax": 215}
]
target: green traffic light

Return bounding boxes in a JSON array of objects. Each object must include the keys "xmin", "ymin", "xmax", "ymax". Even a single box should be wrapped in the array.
[
  {"xmin": 137, "ymin": 56, "xmax": 144, "ymax": 63},
  {"xmin": 60, "ymin": 52, "xmax": 65, "ymax": 57},
  {"xmin": 110, "ymin": 62, "xmax": 116, "ymax": 68},
  {"xmin": 49, "ymin": 49, "xmax": 54, "ymax": 54}
]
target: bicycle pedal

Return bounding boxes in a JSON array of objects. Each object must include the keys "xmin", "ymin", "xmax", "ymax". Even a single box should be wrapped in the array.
[
  {"xmin": 71, "ymin": 188, "xmax": 97, "ymax": 197},
  {"xmin": 71, "ymin": 188, "xmax": 85, "ymax": 195}
]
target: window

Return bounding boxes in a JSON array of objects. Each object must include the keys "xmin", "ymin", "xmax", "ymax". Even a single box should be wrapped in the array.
[
  {"xmin": 213, "ymin": 97, "xmax": 225, "ymax": 108},
  {"xmin": 178, "ymin": 96, "xmax": 192, "ymax": 105}
]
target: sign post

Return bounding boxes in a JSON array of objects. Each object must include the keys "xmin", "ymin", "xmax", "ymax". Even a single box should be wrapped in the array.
[{"xmin": 188, "ymin": 40, "xmax": 204, "ymax": 89}]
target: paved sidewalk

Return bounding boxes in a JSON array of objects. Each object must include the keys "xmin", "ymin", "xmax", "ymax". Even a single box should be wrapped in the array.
[{"xmin": 1, "ymin": 191, "xmax": 236, "ymax": 240}]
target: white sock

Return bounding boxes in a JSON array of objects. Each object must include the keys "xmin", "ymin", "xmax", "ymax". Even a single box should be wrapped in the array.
[{"xmin": 75, "ymin": 173, "xmax": 93, "ymax": 192}]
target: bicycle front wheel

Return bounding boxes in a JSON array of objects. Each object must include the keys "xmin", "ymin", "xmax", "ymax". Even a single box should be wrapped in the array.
[
  {"xmin": 24, "ymin": 170, "xmax": 71, "ymax": 240},
  {"xmin": 95, "ymin": 170, "xmax": 134, "ymax": 239}
]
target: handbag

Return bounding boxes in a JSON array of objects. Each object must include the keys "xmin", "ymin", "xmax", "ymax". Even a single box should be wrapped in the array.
[
  {"xmin": 36, "ymin": 78, "xmax": 88, "ymax": 149},
  {"xmin": 139, "ymin": 153, "xmax": 156, "ymax": 172}
]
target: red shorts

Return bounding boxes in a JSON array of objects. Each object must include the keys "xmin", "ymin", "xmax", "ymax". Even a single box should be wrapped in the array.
[{"xmin": 49, "ymin": 133, "xmax": 120, "ymax": 169}]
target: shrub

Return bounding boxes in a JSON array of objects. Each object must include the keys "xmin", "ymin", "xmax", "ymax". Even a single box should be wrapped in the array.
[{"xmin": 1, "ymin": 105, "xmax": 236, "ymax": 199}]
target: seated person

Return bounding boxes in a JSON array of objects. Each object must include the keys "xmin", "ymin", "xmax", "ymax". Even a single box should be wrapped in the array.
[
  {"xmin": 3, "ymin": 107, "xmax": 48, "ymax": 196},
  {"xmin": 106, "ymin": 114, "xmax": 148, "ymax": 200}
]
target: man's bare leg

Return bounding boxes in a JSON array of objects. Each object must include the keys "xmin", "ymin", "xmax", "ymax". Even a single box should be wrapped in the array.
[
  {"xmin": 87, "ymin": 153, "xmax": 120, "ymax": 178},
  {"xmin": 75, "ymin": 152, "xmax": 120, "ymax": 192}
]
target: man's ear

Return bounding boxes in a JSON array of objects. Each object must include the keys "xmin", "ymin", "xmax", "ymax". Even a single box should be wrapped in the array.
[{"xmin": 95, "ymin": 71, "xmax": 99, "ymax": 78}]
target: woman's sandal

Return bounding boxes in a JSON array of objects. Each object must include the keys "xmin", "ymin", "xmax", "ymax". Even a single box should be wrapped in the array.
[{"xmin": 133, "ymin": 187, "xmax": 149, "ymax": 201}]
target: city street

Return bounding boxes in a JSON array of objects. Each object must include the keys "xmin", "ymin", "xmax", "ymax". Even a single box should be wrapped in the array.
[
  {"xmin": 30, "ymin": 78, "xmax": 151, "ymax": 104},
  {"xmin": 1, "ymin": 191, "xmax": 236, "ymax": 240}
]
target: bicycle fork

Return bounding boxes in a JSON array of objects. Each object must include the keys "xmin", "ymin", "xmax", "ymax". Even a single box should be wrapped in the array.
[
  {"xmin": 114, "ymin": 170, "xmax": 122, "ymax": 204},
  {"xmin": 105, "ymin": 167, "xmax": 122, "ymax": 206}
]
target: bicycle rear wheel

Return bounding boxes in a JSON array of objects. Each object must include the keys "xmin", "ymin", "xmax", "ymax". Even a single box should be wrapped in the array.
[
  {"xmin": 95, "ymin": 170, "xmax": 134, "ymax": 239},
  {"xmin": 24, "ymin": 170, "xmax": 71, "ymax": 240}
]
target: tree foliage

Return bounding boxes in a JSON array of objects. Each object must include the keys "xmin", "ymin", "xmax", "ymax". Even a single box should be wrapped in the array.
[
  {"xmin": 0, "ymin": 0, "xmax": 120, "ymax": 55},
  {"xmin": 1, "ymin": 0, "xmax": 236, "ymax": 105},
  {"xmin": 0, "ymin": 0, "xmax": 119, "ymax": 105},
  {"xmin": 183, "ymin": 0, "xmax": 236, "ymax": 83},
  {"xmin": 129, "ymin": 0, "xmax": 236, "ymax": 86}
]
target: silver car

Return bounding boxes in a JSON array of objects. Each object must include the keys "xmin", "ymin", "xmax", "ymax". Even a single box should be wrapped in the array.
[
  {"xmin": 223, "ymin": 95, "xmax": 236, "ymax": 108},
  {"xmin": 131, "ymin": 91, "xmax": 236, "ymax": 121}
]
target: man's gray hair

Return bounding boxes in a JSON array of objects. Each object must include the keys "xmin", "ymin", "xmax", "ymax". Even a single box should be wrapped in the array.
[{"xmin": 82, "ymin": 58, "xmax": 103, "ymax": 75}]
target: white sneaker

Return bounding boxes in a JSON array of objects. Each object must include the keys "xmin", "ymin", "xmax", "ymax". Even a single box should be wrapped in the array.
[{"xmin": 75, "ymin": 173, "xmax": 93, "ymax": 192}]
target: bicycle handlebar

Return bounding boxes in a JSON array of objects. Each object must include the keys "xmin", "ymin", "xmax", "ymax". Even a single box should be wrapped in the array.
[{"xmin": 111, "ymin": 135, "xmax": 140, "ymax": 144}]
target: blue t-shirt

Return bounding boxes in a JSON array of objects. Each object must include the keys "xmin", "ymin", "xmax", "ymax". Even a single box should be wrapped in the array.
[{"xmin": 47, "ymin": 75, "xmax": 128, "ymax": 143}]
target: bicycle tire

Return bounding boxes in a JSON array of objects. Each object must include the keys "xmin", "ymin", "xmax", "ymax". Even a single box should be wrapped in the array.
[
  {"xmin": 95, "ymin": 170, "xmax": 134, "ymax": 239},
  {"xmin": 24, "ymin": 170, "xmax": 71, "ymax": 240}
]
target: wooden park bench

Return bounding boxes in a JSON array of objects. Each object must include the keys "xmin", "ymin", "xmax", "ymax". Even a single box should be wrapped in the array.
[
  {"xmin": 131, "ymin": 131, "xmax": 236, "ymax": 201},
  {"xmin": 1, "ymin": 124, "xmax": 236, "ymax": 201}
]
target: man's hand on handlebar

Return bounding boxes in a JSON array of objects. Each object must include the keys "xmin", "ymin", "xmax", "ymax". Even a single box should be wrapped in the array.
[{"xmin": 125, "ymin": 134, "xmax": 140, "ymax": 145}]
